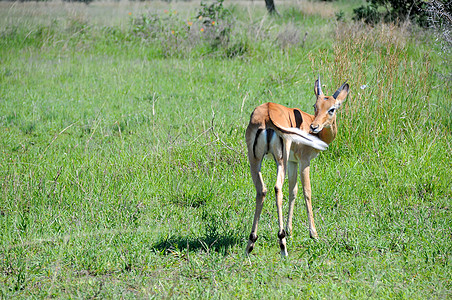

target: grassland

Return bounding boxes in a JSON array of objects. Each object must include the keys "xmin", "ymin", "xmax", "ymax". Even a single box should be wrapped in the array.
[{"xmin": 0, "ymin": 0, "xmax": 451, "ymax": 298}]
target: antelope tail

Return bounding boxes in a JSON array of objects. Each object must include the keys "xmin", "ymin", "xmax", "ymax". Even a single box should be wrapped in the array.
[{"xmin": 276, "ymin": 125, "xmax": 328, "ymax": 151}]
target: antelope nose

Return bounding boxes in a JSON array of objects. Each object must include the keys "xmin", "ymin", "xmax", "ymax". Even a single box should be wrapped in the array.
[{"xmin": 310, "ymin": 124, "xmax": 318, "ymax": 132}]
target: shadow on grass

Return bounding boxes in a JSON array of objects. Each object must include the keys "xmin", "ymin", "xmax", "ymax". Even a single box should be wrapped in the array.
[{"xmin": 152, "ymin": 229, "xmax": 242, "ymax": 256}]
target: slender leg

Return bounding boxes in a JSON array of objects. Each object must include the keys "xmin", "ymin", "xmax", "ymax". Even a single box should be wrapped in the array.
[
  {"xmin": 245, "ymin": 158, "xmax": 267, "ymax": 255},
  {"xmin": 275, "ymin": 140, "xmax": 291, "ymax": 257},
  {"xmin": 286, "ymin": 161, "xmax": 298, "ymax": 236},
  {"xmin": 300, "ymin": 163, "xmax": 318, "ymax": 239}
]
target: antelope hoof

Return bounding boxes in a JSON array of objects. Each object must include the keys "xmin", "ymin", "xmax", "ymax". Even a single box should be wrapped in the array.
[
  {"xmin": 285, "ymin": 226, "xmax": 292, "ymax": 237},
  {"xmin": 310, "ymin": 231, "xmax": 319, "ymax": 240},
  {"xmin": 279, "ymin": 240, "xmax": 288, "ymax": 257},
  {"xmin": 245, "ymin": 242, "xmax": 254, "ymax": 255},
  {"xmin": 280, "ymin": 247, "xmax": 288, "ymax": 257},
  {"xmin": 246, "ymin": 233, "xmax": 258, "ymax": 255},
  {"xmin": 278, "ymin": 230, "xmax": 288, "ymax": 257}
]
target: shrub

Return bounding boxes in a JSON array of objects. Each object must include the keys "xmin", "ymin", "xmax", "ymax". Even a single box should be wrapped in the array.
[{"xmin": 352, "ymin": 0, "xmax": 431, "ymax": 27}]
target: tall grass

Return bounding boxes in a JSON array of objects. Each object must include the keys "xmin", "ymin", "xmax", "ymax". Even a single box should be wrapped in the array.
[{"xmin": 0, "ymin": 1, "xmax": 451, "ymax": 298}]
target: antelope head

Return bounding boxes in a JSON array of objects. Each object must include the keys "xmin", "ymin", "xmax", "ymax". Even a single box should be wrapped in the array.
[{"xmin": 310, "ymin": 77, "xmax": 349, "ymax": 134}]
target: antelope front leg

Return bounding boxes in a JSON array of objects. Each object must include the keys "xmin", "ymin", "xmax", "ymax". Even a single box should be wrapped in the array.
[
  {"xmin": 300, "ymin": 164, "xmax": 319, "ymax": 239},
  {"xmin": 286, "ymin": 161, "xmax": 298, "ymax": 236}
]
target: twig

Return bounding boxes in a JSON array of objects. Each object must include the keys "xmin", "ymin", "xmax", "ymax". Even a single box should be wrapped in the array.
[
  {"xmin": 152, "ymin": 92, "xmax": 158, "ymax": 116},
  {"xmin": 188, "ymin": 127, "xmax": 213, "ymax": 146},
  {"xmin": 85, "ymin": 101, "xmax": 107, "ymax": 152},
  {"xmin": 41, "ymin": 121, "xmax": 78, "ymax": 157},
  {"xmin": 210, "ymin": 109, "xmax": 243, "ymax": 156},
  {"xmin": 115, "ymin": 121, "xmax": 124, "ymax": 148},
  {"xmin": 255, "ymin": 15, "xmax": 267, "ymax": 40},
  {"xmin": 85, "ymin": 117, "xmax": 101, "ymax": 152},
  {"xmin": 318, "ymin": 239, "xmax": 338, "ymax": 267},
  {"xmin": 241, "ymin": 92, "xmax": 249, "ymax": 115}
]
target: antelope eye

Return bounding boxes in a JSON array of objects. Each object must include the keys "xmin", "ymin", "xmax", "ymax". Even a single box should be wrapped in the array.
[{"xmin": 328, "ymin": 107, "xmax": 336, "ymax": 115}]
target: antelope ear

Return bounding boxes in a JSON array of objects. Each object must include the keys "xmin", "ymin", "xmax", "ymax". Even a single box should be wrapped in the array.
[{"xmin": 334, "ymin": 83, "xmax": 349, "ymax": 107}]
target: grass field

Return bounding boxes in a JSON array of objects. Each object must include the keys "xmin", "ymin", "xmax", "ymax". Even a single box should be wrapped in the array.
[{"xmin": 1, "ymin": 0, "xmax": 451, "ymax": 298}]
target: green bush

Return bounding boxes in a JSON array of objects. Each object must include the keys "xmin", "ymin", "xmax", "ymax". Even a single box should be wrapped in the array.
[{"xmin": 353, "ymin": 0, "xmax": 431, "ymax": 26}]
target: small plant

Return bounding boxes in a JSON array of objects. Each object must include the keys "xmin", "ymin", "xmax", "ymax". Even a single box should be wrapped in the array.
[
  {"xmin": 195, "ymin": 0, "xmax": 237, "ymax": 55},
  {"xmin": 196, "ymin": 0, "xmax": 230, "ymax": 21},
  {"xmin": 335, "ymin": 10, "xmax": 345, "ymax": 22},
  {"xmin": 131, "ymin": 13, "xmax": 164, "ymax": 40},
  {"xmin": 225, "ymin": 39, "xmax": 248, "ymax": 58}
]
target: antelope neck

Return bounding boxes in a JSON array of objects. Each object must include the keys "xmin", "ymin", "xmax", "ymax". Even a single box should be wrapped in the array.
[{"xmin": 318, "ymin": 118, "xmax": 337, "ymax": 145}]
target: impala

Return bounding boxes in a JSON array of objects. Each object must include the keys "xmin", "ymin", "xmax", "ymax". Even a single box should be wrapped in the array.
[{"xmin": 245, "ymin": 77, "xmax": 349, "ymax": 256}]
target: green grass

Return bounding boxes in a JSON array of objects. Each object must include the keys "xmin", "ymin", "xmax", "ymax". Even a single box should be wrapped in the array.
[{"xmin": 1, "ymin": 0, "xmax": 451, "ymax": 298}]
